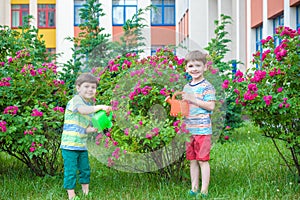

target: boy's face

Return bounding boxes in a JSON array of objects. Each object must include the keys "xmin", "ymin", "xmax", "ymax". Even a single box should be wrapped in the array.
[
  {"xmin": 185, "ymin": 60, "xmax": 207, "ymax": 81},
  {"xmin": 76, "ymin": 82, "xmax": 97, "ymax": 99}
]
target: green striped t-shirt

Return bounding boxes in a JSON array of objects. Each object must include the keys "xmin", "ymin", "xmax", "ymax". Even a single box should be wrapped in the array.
[{"xmin": 60, "ymin": 95, "xmax": 93, "ymax": 150}]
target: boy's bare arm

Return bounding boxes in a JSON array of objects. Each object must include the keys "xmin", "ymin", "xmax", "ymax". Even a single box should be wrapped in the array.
[
  {"xmin": 78, "ymin": 105, "xmax": 112, "ymax": 115},
  {"xmin": 86, "ymin": 126, "xmax": 98, "ymax": 133},
  {"xmin": 193, "ymin": 100, "xmax": 215, "ymax": 111},
  {"xmin": 183, "ymin": 93, "xmax": 215, "ymax": 111}
]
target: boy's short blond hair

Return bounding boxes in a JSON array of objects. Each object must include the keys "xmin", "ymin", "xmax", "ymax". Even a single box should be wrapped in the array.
[
  {"xmin": 185, "ymin": 50, "xmax": 207, "ymax": 65},
  {"xmin": 75, "ymin": 73, "xmax": 99, "ymax": 86}
]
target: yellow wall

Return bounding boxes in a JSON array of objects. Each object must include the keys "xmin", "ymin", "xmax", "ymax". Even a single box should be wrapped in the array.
[
  {"xmin": 11, "ymin": 0, "xmax": 56, "ymax": 4},
  {"xmin": 11, "ymin": 29, "xmax": 56, "ymax": 48},
  {"xmin": 37, "ymin": 0, "xmax": 56, "ymax": 4},
  {"xmin": 39, "ymin": 29, "xmax": 56, "ymax": 48},
  {"xmin": 11, "ymin": 0, "xmax": 29, "ymax": 4}
]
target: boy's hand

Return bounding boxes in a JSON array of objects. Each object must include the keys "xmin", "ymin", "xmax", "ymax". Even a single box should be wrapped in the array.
[
  {"xmin": 164, "ymin": 96, "xmax": 171, "ymax": 102},
  {"xmin": 86, "ymin": 126, "xmax": 98, "ymax": 133},
  {"xmin": 182, "ymin": 93, "xmax": 197, "ymax": 105},
  {"xmin": 102, "ymin": 105, "xmax": 112, "ymax": 114}
]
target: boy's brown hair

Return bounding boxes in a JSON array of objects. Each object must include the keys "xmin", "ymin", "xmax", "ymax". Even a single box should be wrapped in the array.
[
  {"xmin": 185, "ymin": 50, "xmax": 207, "ymax": 65},
  {"xmin": 75, "ymin": 73, "xmax": 99, "ymax": 86}
]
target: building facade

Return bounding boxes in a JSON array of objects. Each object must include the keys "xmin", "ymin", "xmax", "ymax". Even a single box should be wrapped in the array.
[
  {"xmin": 0, "ymin": 0, "xmax": 176, "ymax": 65},
  {"xmin": 1, "ymin": 0, "xmax": 300, "ymax": 70},
  {"xmin": 176, "ymin": 0, "xmax": 300, "ymax": 70},
  {"xmin": 248, "ymin": 0, "xmax": 300, "ymax": 69},
  {"xmin": 176, "ymin": 0, "xmax": 247, "ymax": 71}
]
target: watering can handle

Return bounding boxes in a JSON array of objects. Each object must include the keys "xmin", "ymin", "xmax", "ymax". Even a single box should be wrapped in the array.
[{"xmin": 172, "ymin": 92, "xmax": 185, "ymax": 100}]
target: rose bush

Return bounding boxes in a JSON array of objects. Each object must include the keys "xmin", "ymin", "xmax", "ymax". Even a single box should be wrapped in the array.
[
  {"xmin": 0, "ymin": 25, "xmax": 68, "ymax": 176},
  {"xmin": 226, "ymin": 26, "xmax": 300, "ymax": 177},
  {"xmin": 88, "ymin": 48, "xmax": 193, "ymax": 178}
]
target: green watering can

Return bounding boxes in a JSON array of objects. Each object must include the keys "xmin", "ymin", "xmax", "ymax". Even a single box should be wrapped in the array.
[{"xmin": 92, "ymin": 110, "xmax": 113, "ymax": 131}]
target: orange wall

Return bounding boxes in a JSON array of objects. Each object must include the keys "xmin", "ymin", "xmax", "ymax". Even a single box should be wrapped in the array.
[
  {"xmin": 251, "ymin": 0, "xmax": 263, "ymax": 28},
  {"xmin": 74, "ymin": 27, "xmax": 81, "ymax": 38},
  {"xmin": 86, "ymin": 26, "xmax": 175, "ymax": 46},
  {"xmin": 75, "ymin": 26, "xmax": 125, "ymax": 42},
  {"xmin": 112, "ymin": 26, "xmax": 124, "ymax": 42},
  {"xmin": 267, "ymin": 0, "xmax": 284, "ymax": 19},
  {"xmin": 178, "ymin": 10, "xmax": 189, "ymax": 43},
  {"xmin": 184, "ymin": 10, "xmax": 189, "ymax": 37},
  {"xmin": 290, "ymin": 0, "xmax": 300, "ymax": 6},
  {"xmin": 151, "ymin": 26, "xmax": 175, "ymax": 45}
]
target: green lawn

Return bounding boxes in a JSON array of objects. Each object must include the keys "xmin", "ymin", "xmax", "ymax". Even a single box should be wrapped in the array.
[{"xmin": 1, "ymin": 122, "xmax": 300, "ymax": 200}]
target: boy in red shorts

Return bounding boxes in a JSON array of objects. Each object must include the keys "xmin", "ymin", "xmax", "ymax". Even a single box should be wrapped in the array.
[{"xmin": 182, "ymin": 50, "xmax": 216, "ymax": 198}]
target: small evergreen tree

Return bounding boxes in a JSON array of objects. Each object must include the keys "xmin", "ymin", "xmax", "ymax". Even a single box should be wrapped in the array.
[
  {"xmin": 204, "ymin": 14, "xmax": 243, "ymax": 142},
  {"xmin": 118, "ymin": 6, "xmax": 152, "ymax": 56},
  {"xmin": 61, "ymin": 0, "xmax": 113, "ymax": 95}
]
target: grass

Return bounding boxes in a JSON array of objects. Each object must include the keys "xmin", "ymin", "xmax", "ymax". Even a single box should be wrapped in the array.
[{"xmin": 1, "ymin": 121, "xmax": 300, "ymax": 200}]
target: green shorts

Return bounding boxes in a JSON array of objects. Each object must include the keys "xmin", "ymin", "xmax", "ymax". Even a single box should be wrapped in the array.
[{"xmin": 61, "ymin": 149, "xmax": 91, "ymax": 189}]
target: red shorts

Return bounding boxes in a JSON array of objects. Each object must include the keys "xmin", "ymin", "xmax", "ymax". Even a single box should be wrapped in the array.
[{"xmin": 186, "ymin": 135, "xmax": 211, "ymax": 161}]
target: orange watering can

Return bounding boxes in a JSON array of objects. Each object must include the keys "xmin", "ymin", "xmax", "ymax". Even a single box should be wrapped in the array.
[
  {"xmin": 165, "ymin": 92, "xmax": 189, "ymax": 117},
  {"xmin": 92, "ymin": 110, "xmax": 113, "ymax": 131}
]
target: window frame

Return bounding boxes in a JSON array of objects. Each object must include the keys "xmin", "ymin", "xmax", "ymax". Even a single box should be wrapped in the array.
[
  {"xmin": 46, "ymin": 48, "xmax": 56, "ymax": 61},
  {"xmin": 151, "ymin": 0, "xmax": 175, "ymax": 26},
  {"xmin": 46, "ymin": 48, "xmax": 56, "ymax": 54},
  {"xmin": 112, "ymin": 0, "xmax": 138, "ymax": 26},
  {"xmin": 273, "ymin": 14, "xmax": 284, "ymax": 47},
  {"xmin": 151, "ymin": 45, "xmax": 176, "ymax": 56},
  {"xmin": 255, "ymin": 25, "xmax": 263, "ymax": 69},
  {"xmin": 151, "ymin": 45, "xmax": 165, "ymax": 55},
  {"xmin": 74, "ymin": 4, "xmax": 85, "ymax": 26},
  {"xmin": 296, "ymin": 6, "xmax": 300, "ymax": 30},
  {"xmin": 11, "ymin": 4, "xmax": 29, "ymax": 28},
  {"xmin": 38, "ymin": 4, "xmax": 56, "ymax": 28},
  {"xmin": 74, "ymin": 0, "xmax": 87, "ymax": 26},
  {"xmin": 255, "ymin": 25, "xmax": 263, "ymax": 52}
]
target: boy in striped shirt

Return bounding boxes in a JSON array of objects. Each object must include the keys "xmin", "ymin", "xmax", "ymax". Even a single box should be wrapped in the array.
[
  {"xmin": 182, "ymin": 50, "xmax": 216, "ymax": 198},
  {"xmin": 60, "ymin": 73, "xmax": 111, "ymax": 200}
]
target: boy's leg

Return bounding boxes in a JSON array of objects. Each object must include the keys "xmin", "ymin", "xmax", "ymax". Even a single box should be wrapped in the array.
[
  {"xmin": 78, "ymin": 151, "xmax": 91, "ymax": 195},
  {"xmin": 194, "ymin": 135, "xmax": 211, "ymax": 194},
  {"xmin": 81, "ymin": 184, "xmax": 89, "ymax": 195},
  {"xmin": 67, "ymin": 190, "xmax": 76, "ymax": 200},
  {"xmin": 190, "ymin": 160, "xmax": 200, "ymax": 192},
  {"xmin": 62, "ymin": 150, "xmax": 79, "ymax": 199},
  {"xmin": 199, "ymin": 161, "xmax": 210, "ymax": 194}
]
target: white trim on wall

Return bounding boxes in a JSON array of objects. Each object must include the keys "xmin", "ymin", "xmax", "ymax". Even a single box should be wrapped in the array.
[{"xmin": 56, "ymin": 0, "xmax": 74, "ymax": 67}]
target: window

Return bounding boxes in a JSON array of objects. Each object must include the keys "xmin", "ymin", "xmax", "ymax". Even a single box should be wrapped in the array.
[
  {"xmin": 74, "ymin": 0, "xmax": 86, "ymax": 26},
  {"xmin": 151, "ymin": 45, "xmax": 164, "ymax": 55},
  {"xmin": 112, "ymin": 0, "xmax": 137, "ymax": 26},
  {"xmin": 255, "ymin": 25, "xmax": 263, "ymax": 52},
  {"xmin": 296, "ymin": 6, "xmax": 300, "ymax": 30},
  {"xmin": 151, "ymin": 0, "xmax": 175, "ymax": 26},
  {"xmin": 46, "ymin": 48, "xmax": 56, "ymax": 61},
  {"xmin": 11, "ymin": 4, "xmax": 29, "ymax": 28},
  {"xmin": 151, "ymin": 45, "xmax": 175, "ymax": 55},
  {"xmin": 46, "ymin": 48, "xmax": 56, "ymax": 54},
  {"xmin": 38, "ymin": 4, "xmax": 55, "ymax": 28},
  {"xmin": 273, "ymin": 14, "xmax": 284, "ymax": 46},
  {"xmin": 255, "ymin": 25, "xmax": 263, "ymax": 69}
]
